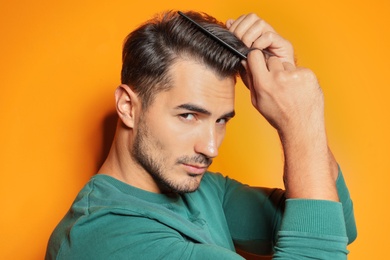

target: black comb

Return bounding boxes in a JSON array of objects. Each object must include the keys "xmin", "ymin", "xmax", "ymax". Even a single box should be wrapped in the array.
[{"xmin": 178, "ymin": 11, "xmax": 273, "ymax": 59}]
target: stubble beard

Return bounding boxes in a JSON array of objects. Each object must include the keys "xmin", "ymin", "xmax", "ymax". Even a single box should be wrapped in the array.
[{"xmin": 131, "ymin": 119, "xmax": 212, "ymax": 194}]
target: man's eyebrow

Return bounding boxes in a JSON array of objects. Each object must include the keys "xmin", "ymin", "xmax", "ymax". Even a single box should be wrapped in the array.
[
  {"xmin": 175, "ymin": 103, "xmax": 211, "ymax": 115},
  {"xmin": 222, "ymin": 110, "xmax": 235, "ymax": 119},
  {"xmin": 175, "ymin": 103, "xmax": 235, "ymax": 118}
]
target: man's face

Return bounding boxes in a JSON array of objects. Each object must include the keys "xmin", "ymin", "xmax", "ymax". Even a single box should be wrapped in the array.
[{"xmin": 131, "ymin": 59, "xmax": 235, "ymax": 193}]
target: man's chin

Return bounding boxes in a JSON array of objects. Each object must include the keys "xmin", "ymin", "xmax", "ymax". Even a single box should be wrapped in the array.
[
  {"xmin": 175, "ymin": 175, "xmax": 204, "ymax": 194},
  {"xmin": 187, "ymin": 172, "xmax": 205, "ymax": 178},
  {"xmin": 155, "ymin": 170, "xmax": 205, "ymax": 194}
]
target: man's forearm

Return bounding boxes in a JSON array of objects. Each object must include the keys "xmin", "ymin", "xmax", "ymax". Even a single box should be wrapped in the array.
[{"xmin": 280, "ymin": 125, "xmax": 339, "ymax": 201}]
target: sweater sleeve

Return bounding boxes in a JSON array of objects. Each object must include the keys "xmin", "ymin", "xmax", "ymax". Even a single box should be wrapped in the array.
[
  {"xmin": 335, "ymin": 168, "xmax": 357, "ymax": 243},
  {"xmin": 52, "ymin": 212, "xmax": 246, "ymax": 260},
  {"xmin": 222, "ymin": 166, "xmax": 356, "ymax": 256},
  {"xmin": 273, "ymin": 199, "xmax": 349, "ymax": 259}
]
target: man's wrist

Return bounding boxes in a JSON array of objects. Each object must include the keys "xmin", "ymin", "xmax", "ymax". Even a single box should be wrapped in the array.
[{"xmin": 280, "ymin": 127, "xmax": 339, "ymax": 201}]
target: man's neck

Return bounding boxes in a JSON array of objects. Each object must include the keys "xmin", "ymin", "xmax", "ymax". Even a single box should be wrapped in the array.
[{"xmin": 97, "ymin": 134, "xmax": 163, "ymax": 193}]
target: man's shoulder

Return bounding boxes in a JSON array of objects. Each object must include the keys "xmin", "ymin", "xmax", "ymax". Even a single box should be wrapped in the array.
[
  {"xmin": 69, "ymin": 174, "xmax": 162, "ymax": 217},
  {"xmin": 202, "ymin": 171, "xmax": 225, "ymax": 182},
  {"xmin": 198, "ymin": 171, "xmax": 227, "ymax": 191},
  {"xmin": 189, "ymin": 171, "xmax": 234, "ymax": 202},
  {"xmin": 200, "ymin": 171, "xmax": 242, "ymax": 191}
]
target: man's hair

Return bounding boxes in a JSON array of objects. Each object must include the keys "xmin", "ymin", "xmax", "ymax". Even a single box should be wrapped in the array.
[{"xmin": 121, "ymin": 10, "xmax": 248, "ymax": 109}]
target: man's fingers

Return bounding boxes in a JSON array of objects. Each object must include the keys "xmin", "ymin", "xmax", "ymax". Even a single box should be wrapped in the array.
[
  {"xmin": 228, "ymin": 14, "xmax": 275, "ymax": 45},
  {"xmin": 283, "ymin": 62, "xmax": 295, "ymax": 71},
  {"xmin": 227, "ymin": 14, "xmax": 247, "ymax": 32},
  {"xmin": 226, "ymin": 19, "xmax": 234, "ymax": 29},
  {"xmin": 240, "ymin": 19, "xmax": 275, "ymax": 47},
  {"xmin": 246, "ymin": 48, "xmax": 269, "ymax": 82},
  {"xmin": 251, "ymin": 31, "xmax": 295, "ymax": 65},
  {"xmin": 227, "ymin": 13, "xmax": 294, "ymax": 65},
  {"xmin": 267, "ymin": 56, "xmax": 285, "ymax": 72}
]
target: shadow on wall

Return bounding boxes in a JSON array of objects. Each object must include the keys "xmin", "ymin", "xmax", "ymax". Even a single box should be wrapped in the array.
[{"xmin": 96, "ymin": 111, "xmax": 118, "ymax": 171}]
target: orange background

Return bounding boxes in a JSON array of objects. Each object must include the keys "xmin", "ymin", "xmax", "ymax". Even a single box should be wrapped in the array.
[{"xmin": 1, "ymin": 0, "xmax": 389, "ymax": 259}]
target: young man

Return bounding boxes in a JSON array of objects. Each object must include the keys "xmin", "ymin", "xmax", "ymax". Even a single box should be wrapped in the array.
[{"xmin": 46, "ymin": 11, "xmax": 357, "ymax": 259}]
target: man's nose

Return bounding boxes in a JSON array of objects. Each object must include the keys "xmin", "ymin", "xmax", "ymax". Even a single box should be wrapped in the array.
[{"xmin": 194, "ymin": 125, "xmax": 219, "ymax": 159}]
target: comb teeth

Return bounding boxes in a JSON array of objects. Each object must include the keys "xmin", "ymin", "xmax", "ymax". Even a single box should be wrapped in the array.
[{"xmin": 178, "ymin": 11, "xmax": 247, "ymax": 59}]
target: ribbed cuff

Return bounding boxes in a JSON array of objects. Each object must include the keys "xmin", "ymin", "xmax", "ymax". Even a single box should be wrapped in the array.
[{"xmin": 280, "ymin": 199, "xmax": 347, "ymax": 237}]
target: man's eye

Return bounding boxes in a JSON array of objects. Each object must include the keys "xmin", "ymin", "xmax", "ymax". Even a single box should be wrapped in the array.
[
  {"xmin": 180, "ymin": 113, "xmax": 195, "ymax": 121},
  {"xmin": 216, "ymin": 118, "xmax": 228, "ymax": 125}
]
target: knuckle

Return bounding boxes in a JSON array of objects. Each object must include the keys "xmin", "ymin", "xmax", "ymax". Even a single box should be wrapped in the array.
[
  {"xmin": 283, "ymin": 70, "xmax": 300, "ymax": 82},
  {"xmin": 254, "ymin": 18, "xmax": 267, "ymax": 28},
  {"xmin": 246, "ymin": 13, "xmax": 260, "ymax": 20},
  {"xmin": 301, "ymin": 68, "xmax": 316, "ymax": 80},
  {"xmin": 274, "ymin": 71, "xmax": 287, "ymax": 82},
  {"xmin": 242, "ymin": 34, "xmax": 252, "ymax": 46},
  {"xmin": 263, "ymin": 31, "xmax": 275, "ymax": 41}
]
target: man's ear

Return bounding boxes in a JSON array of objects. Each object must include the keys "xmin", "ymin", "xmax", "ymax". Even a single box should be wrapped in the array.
[{"xmin": 115, "ymin": 84, "xmax": 140, "ymax": 129}]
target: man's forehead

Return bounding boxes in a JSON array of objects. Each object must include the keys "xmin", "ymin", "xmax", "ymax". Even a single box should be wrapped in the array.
[
  {"xmin": 167, "ymin": 61, "xmax": 235, "ymax": 98},
  {"xmin": 169, "ymin": 57, "xmax": 237, "ymax": 81}
]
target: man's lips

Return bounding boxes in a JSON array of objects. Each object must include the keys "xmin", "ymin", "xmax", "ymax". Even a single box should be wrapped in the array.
[{"xmin": 182, "ymin": 163, "xmax": 208, "ymax": 174}]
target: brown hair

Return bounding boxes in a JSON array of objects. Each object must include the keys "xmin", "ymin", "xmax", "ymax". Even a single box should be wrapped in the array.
[{"xmin": 121, "ymin": 10, "xmax": 248, "ymax": 109}]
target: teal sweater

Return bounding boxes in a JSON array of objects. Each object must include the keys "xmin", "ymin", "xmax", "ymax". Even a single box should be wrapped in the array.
[{"xmin": 46, "ymin": 170, "xmax": 356, "ymax": 259}]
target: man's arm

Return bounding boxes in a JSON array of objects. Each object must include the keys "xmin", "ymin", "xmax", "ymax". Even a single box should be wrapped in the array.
[
  {"xmin": 48, "ymin": 212, "xmax": 246, "ymax": 260},
  {"xmin": 227, "ymin": 13, "xmax": 354, "ymax": 258},
  {"xmin": 222, "ymin": 167, "xmax": 356, "ymax": 257},
  {"xmin": 227, "ymin": 13, "xmax": 338, "ymax": 201}
]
